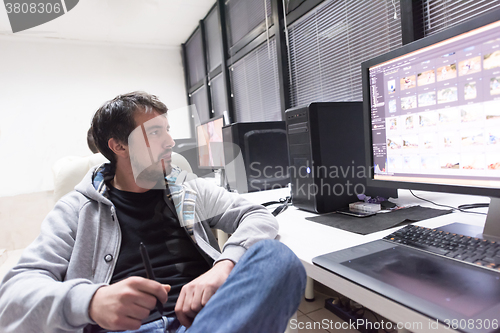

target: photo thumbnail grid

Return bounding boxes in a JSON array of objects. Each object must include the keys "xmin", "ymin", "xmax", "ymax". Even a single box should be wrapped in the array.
[{"xmin": 369, "ymin": 23, "xmax": 500, "ymax": 181}]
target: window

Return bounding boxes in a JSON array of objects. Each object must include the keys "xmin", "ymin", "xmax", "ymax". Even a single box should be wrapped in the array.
[
  {"xmin": 205, "ymin": 9, "xmax": 223, "ymax": 72},
  {"xmin": 231, "ymin": 38, "xmax": 281, "ymax": 122},
  {"xmin": 191, "ymin": 86, "xmax": 210, "ymax": 124},
  {"xmin": 225, "ymin": 0, "xmax": 272, "ymax": 47},
  {"xmin": 287, "ymin": 0, "xmax": 402, "ymax": 106},
  {"xmin": 422, "ymin": 0, "xmax": 500, "ymax": 37},
  {"xmin": 209, "ymin": 73, "xmax": 227, "ymax": 117},
  {"xmin": 185, "ymin": 29, "xmax": 206, "ymax": 88}
]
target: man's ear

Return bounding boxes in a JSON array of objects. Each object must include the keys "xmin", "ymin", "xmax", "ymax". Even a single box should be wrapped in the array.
[{"xmin": 108, "ymin": 138, "xmax": 128, "ymax": 158}]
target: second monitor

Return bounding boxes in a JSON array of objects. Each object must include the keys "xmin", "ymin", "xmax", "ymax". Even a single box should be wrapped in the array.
[
  {"xmin": 222, "ymin": 121, "xmax": 290, "ymax": 193},
  {"xmin": 196, "ymin": 117, "xmax": 225, "ymax": 169}
]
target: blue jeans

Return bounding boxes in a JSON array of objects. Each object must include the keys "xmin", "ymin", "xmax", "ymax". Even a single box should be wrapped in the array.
[
  {"xmin": 112, "ymin": 239, "xmax": 306, "ymax": 333},
  {"xmin": 109, "ymin": 317, "xmax": 184, "ymax": 333}
]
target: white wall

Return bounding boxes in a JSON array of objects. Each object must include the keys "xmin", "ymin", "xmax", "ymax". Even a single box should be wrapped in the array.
[{"xmin": 0, "ymin": 38, "xmax": 190, "ymax": 197}]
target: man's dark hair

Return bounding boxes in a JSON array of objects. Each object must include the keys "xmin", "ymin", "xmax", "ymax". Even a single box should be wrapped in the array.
[
  {"xmin": 91, "ymin": 91, "xmax": 168, "ymax": 164},
  {"xmin": 87, "ymin": 128, "xmax": 99, "ymax": 154}
]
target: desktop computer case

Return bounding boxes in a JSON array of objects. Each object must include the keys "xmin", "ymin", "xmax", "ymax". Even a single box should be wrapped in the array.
[{"xmin": 286, "ymin": 102, "xmax": 397, "ymax": 214}]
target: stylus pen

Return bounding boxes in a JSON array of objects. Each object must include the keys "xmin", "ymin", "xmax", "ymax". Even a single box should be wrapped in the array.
[{"xmin": 139, "ymin": 242, "xmax": 163, "ymax": 315}]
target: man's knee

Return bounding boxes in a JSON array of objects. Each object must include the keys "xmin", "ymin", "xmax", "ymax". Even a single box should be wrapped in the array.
[{"xmin": 248, "ymin": 240, "xmax": 306, "ymax": 284}]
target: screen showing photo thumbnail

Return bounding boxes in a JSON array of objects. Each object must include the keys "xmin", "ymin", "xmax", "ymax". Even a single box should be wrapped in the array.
[
  {"xmin": 439, "ymin": 108, "xmax": 461, "ymax": 124},
  {"xmin": 421, "ymin": 155, "xmax": 439, "ymax": 170},
  {"xmin": 461, "ymin": 129, "xmax": 484, "ymax": 146},
  {"xmin": 388, "ymin": 156, "xmax": 403, "ymax": 171},
  {"xmin": 460, "ymin": 104, "xmax": 483, "ymax": 123},
  {"xmin": 388, "ymin": 79, "xmax": 396, "ymax": 94},
  {"xmin": 405, "ymin": 115, "xmax": 415, "ymax": 129},
  {"xmin": 400, "ymin": 75, "xmax": 416, "ymax": 90},
  {"xmin": 440, "ymin": 154, "xmax": 460, "ymax": 169},
  {"xmin": 464, "ymin": 82, "xmax": 477, "ymax": 100},
  {"xmin": 461, "ymin": 154, "xmax": 485, "ymax": 170},
  {"xmin": 420, "ymin": 133, "xmax": 438, "ymax": 149},
  {"xmin": 440, "ymin": 131, "xmax": 459, "ymax": 149},
  {"xmin": 401, "ymin": 95, "xmax": 417, "ymax": 110},
  {"xmin": 438, "ymin": 87, "xmax": 458, "ymax": 104},
  {"xmin": 437, "ymin": 63, "xmax": 457, "ymax": 82},
  {"xmin": 459, "ymin": 56, "xmax": 481, "ymax": 76},
  {"xmin": 487, "ymin": 128, "xmax": 500, "ymax": 145},
  {"xmin": 419, "ymin": 111, "xmax": 438, "ymax": 127},
  {"xmin": 387, "ymin": 117, "xmax": 398, "ymax": 130},
  {"xmin": 403, "ymin": 155, "xmax": 420, "ymax": 171},
  {"xmin": 490, "ymin": 77, "xmax": 500, "ymax": 95},
  {"xmin": 402, "ymin": 135, "xmax": 419, "ymax": 149},
  {"xmin": 387, "ymin": 136, "xmax": 402, "ymax": 149},
  {"xmin": 484, "ymin": 50, "xmax": 500, "ymax": 70},
  {"xmin": 485, "ymin": 101, "xmax": 500, "ymax": 120},
  {"xmin": 487, "ymin": 155, "xmax": 500, "ymax": 170},
  {"xmin": 418, "ymin": 91, "xmax": 437, "ymax": 107},
  {"xmin": 417, "ymin": 70, "xmax": 435, "ymax": 86},
  {"xmin": 388, "ymin": 99, "xmax": 397, "ymax": 114}
]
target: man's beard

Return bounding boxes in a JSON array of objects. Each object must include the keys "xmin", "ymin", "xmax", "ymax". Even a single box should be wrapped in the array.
[{"xmin": 130, "ymin": 155, "xmax": 172, "ymax": 189}]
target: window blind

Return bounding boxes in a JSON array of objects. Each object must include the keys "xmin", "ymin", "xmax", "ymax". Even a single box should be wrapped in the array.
[
  {"xmin": 225, "ymin": 0, "xmax": 272, "ymax": 47},
  {"xmin": 209, "ymin": 73, "xmax": 227, "ymax": 118},
  {"xmin": 286, "ymin": 0, "xmax": 307, "ymax": 14},
  {"xmin": 185, "ymin": 29, "xmax": 206, "ymax": 88},
  {"xmin": 287, "ymin": 0, "xmax": 402, "ymax": 107},
  {"xmin": 191, "ymin": 85, "xmax": 210, "ymax": 124},
  {"xmin": 422, "ymin": 0, "xmax": 500, "ymax": 37},
  {"xmin": 205, "ymin": 9, "xmax": 223, "ymax": 72},
  {"xmin": 230, "ymin": 38, "xmax": 282, "ymax": 122}
]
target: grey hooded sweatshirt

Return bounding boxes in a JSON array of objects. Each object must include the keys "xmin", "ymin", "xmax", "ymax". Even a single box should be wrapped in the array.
[{"xmin": 0, "ymin": 164, "xmax": 279, "ymax": 333}]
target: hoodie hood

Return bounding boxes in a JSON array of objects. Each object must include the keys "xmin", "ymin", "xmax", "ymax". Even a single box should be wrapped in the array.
[
  {"xmin": 73, "ymin": 163, "xmax": 193, "ymax": 208},
  {"xmin": 74, "ymin": 163, "xmax": 114, "ymax": 206}
]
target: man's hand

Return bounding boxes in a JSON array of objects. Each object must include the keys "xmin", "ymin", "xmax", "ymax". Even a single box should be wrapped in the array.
[
  {"xmin": 89, "ymin": 276, "xmax": 171, "ymax": 331},
  {"xmin": 175, "ymin": 259, "xmax": 235, "ymax": 327}
]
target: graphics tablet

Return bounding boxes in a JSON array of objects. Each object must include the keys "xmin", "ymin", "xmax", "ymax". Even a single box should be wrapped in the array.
[{"xmin": 313, "ymin": 240, "xmax": 500, "ymax": 333}]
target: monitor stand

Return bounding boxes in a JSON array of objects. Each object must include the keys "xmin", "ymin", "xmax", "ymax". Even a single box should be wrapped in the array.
[
  {"xmin": 483, "ymin": 197, "xmax": 500, "ymax": 241},
  {"xmin": 437, "ymin": 197, "xmax": 500, "ymax": 241},
  {"xmin": 218, "ymin": 168, "xmax": 226, "ymax": 188}
]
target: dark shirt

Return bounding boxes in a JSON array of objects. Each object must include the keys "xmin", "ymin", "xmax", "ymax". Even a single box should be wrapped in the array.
[{"xmin": 107, "ymin": 185, "xmax": 211, "ymax": 321}]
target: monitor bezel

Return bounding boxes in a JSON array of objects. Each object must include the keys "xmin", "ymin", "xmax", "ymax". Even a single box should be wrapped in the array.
[
  {"xmin": 195, "ymin": 115, "xmax": 226, "ymax": 169},
  {"xmin": 362, "ymin": 7, "xmax": 500, "ymax": 198}
]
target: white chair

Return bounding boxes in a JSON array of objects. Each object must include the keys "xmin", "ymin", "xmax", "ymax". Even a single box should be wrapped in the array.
[{"xmin": 52, "ymin": 152, "xmax": 192, "ymax": 202}]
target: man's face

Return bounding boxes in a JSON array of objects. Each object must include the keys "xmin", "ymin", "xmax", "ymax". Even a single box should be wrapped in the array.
[{"xmin": 128, "ymin": 111, "xmax": 175, "ymax": 188}]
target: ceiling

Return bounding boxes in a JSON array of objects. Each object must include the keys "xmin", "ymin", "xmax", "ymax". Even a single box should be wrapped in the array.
[{"xmin": 0, "ymin": 0, "xmax": 216, "ymax": 48}]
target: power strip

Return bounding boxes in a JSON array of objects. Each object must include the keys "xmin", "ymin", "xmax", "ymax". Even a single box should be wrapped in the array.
[{"xmin": 324, "ymin": 298, "xmax": 377, "ymax": 333}]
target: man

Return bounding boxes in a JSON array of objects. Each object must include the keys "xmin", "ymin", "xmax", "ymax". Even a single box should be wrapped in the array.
[{"xmin": 0, "ymin": 92, "xmax": 306, "ymax": 333}]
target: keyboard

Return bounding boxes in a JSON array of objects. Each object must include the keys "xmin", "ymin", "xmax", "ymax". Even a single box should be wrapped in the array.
[{"xmin": 383, "ymin": 225, "xmax": 500, "ymax": 272}]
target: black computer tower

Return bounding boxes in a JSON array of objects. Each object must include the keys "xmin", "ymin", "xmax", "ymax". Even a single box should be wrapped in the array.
[
  {"xmin": 222, "ymin": 121, "xmax": 290, "ymax": 193},
  {"xmin": 286, "ymin": 102, "xmax": 397, "ymax": 213}
]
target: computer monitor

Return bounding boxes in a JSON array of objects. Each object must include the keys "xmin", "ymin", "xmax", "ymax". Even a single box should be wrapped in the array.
[
  {"xmin": 362, "ymin": 8, "xmax": 500, "ymax": 240},
  {"xmin": 222, "ymin": 122, "xmax": 290, "ymax": 193},
  {"xmin": 196, "ymin": 116, "xmax": 225, "ymax": 169}
]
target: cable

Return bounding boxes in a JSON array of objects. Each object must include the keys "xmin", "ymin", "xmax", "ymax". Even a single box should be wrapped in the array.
[
  {"xmin": 409, "ymin": 190, "xmax": 488, "ymax": 215},
  {"xmin": 261, "ymin": 196, "xmax": 290, "ymax": 207},
  {"xmin": 391, "ymin": 0, "xmax": 397, "ymax": 19},
  {"xmin": 261, "ymin": 197, "xmax": 292, "ymax": 216},
  {"xmin": 458, "ymin": 203, "xmax": 490, "ymax": 210}
]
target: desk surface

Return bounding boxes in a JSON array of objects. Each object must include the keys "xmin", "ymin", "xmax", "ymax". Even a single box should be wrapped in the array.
[{"xmin": 241, "ymin": 188, "xmax": 490, "ymax": 333}]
